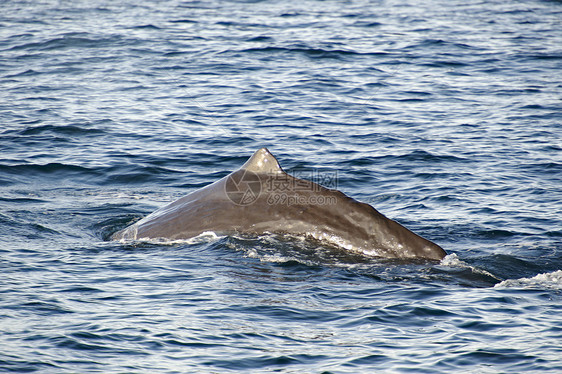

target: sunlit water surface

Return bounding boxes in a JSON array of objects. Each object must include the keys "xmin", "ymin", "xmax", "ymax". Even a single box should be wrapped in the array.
[{"xmin": 1, "ymin": 0, "xmax": 561, "ymax": 372}]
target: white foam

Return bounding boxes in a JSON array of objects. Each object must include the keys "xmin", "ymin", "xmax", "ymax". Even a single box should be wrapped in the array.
[
  {"xmin": 119, "ymin": 231, "xmax": 223, "ymax": 246},
  {"xmin": 494, "ymin": 270, "xmax": 562, "ymax": 289},
  {"xmin": 236, "ymin": 244, "xmax": 300, "ymax": 264},
  {"xmin": 260, "ymin": 254, "xmax": 298, "ymax": 263},
  {"xmin": 439, "ymin": 253, "xmax": 500, "ymax": 280},
  {"xmin": 440, "ymin": 253, "xmax": 463, "ymax": 266}
]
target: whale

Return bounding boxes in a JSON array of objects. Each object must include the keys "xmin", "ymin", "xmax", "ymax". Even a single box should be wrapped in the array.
[{"xmin": 112, "ymin": 148, "xmax": 446, "ymax": 260}]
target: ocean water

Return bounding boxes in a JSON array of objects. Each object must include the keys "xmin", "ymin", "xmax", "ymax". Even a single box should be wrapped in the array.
[{"xmin": 1, "ymin": 0, "xmax": 561, "ymax": 372}]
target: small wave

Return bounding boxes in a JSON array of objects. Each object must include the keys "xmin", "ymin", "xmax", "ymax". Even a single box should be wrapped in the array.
[
  {"xmin": 400, "ymin": 150, "xmax": 467, "ymax": 163},
  {"xmin": 246, "ymin": 36, "xmax": 274, "ymax": 42},
  {"xmin": 521, "ymin": 52, "xmax": 562, "ymax": 61},
  {"xmin": 229, "ymin": 233, "xmax": 372, "ymax": 267},
  {"xmin": 353, "ymin": 21, "xmax": 382, "ymax": 28},
  {"xmin": 338, "ymin": 151, "xmax": 468, "ymax": 168},
  {"xmin": 421, "ymin": 60, "xmax": 470, "ymax": 68},
  {"xmin": 476, "ymin": 229, "xmax": 517, "ymax": 239},
  {"xmin": 403, "ymin": 38, "xmax": 478, "ymax": 51},
  {"xmin": 17, "ymin": 124, "xmax": 105, "ymax": 136},
  {"xmin": 3, "ymin": 69, "xmax": 40, "ymax": 78},
  {"xmin": 440, "ymin": 253, "xmax": 500, "ymax": 281},
  {"xmin": 243, "ymin": 249, "xmax": 302, "ymax": 265},
  {"xmin": 129, "ymin": 24, "xmax": 161, "ymax": 30},
  {"xmin": 0, "ymin": 162, "xmax": 99, "ymax": 178},
  {"xmin": 235, "ymin": 45, "xmax": 372, "ymax": 59},
  {"xmin": 170, "ymin": 19, "xmax": 198, "ymax": 24},
  {"xmin": 9, "ymin": 34, "xmax": 126, "ymax": 52},
  {"xmin": 104, "ymin": 164, "xmax": 183, "ymax": 185},
  {"xmin": 0, "ymin": 196, "xmax": 47, "ymax": 204},
  {"xmin": 494, "ymin": 270, "xmax": 562, "ymax": 289},
  {"xmin": 0, "ymin": 213, "xmax": 63, "ymax": 239}
]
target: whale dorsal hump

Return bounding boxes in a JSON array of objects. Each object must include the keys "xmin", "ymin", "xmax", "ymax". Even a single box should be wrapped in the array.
[{"xmin": 240, "ymin": 147, "xmax": 284, "ymax": 174}]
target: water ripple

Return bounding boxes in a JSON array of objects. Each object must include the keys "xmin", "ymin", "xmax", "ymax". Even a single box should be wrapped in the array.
[{"xmin": 1, "ymin": 0, "xmax": 561, "ymax": 372}]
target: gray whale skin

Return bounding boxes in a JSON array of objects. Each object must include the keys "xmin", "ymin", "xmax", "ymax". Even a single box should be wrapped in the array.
[{"xmin": 112, "ymin": 148, "xmax": 446, "ymax": 260}]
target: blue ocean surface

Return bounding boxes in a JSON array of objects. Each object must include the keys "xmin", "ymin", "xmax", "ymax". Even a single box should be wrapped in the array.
[{"xmin": 1, "ymin": 0, "xmax": 561, "ymax": 372}]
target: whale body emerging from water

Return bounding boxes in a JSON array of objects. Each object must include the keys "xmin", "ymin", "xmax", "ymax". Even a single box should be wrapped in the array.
[{"xmin": 112, "ymin": 148, "xmax": 446, "ymax": 260}]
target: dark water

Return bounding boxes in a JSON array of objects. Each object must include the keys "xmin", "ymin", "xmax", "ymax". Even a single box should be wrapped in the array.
[{"xmin": 1, "ymin": 0, "xmax": 562, "ymax": 372}]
